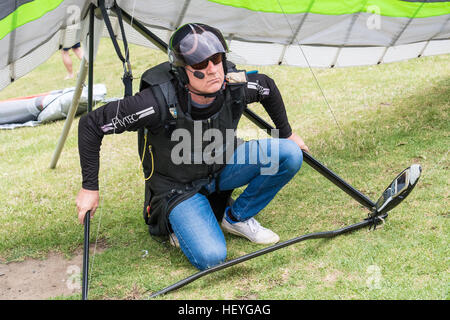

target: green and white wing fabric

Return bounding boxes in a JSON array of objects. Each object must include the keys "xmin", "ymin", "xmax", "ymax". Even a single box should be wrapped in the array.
[
  {"xmin": 0, "ymin": 0, "xmax": 89, "ymax": 90},
  {"xmin": 117, "ymin": 0, "xmax": 450, "ymax": 67},
  {"xmin": 1, "ymin": 0, "xmax": 449, "ymax": 91}
]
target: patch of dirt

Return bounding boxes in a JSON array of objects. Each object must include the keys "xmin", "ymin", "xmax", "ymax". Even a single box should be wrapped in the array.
[
  {"xmin": 0, "ymin": 244, "xmax": 106, "ymax": 300},
  {"xmin": 322, "ymin": 270, "xmax": 343, "ymax": 287}
]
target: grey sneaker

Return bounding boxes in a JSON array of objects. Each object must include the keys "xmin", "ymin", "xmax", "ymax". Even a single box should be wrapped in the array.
[{"xmin": 221, "ymin": 216, "xmax": 280, "ymax": 244}]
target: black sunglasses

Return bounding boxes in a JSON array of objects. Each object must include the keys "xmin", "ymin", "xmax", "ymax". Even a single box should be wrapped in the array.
[{"xmin": 190, "ymin": 53, "xmax": 223, "ymax": 70}]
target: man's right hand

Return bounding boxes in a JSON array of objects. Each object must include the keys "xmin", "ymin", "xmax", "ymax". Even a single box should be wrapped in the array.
[{"xmin": 76, "ymin": 188, "xmax": 99, "ymax": 225}]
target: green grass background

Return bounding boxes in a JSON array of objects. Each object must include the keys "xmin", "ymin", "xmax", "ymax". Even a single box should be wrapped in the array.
[{"xmin": 0, "ymin": 39, "xmax": 448, "ymax": 299}]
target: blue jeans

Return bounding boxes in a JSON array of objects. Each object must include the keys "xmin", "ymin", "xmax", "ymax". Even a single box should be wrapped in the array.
[{"xmin": 168, "ymin": 138, "xmax": 303, "ymax": 270}]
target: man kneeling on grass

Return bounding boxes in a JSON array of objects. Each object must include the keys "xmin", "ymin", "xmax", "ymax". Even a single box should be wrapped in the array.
[{"xmin": 76, "ymin": 23, "xmax": 308, "ymax": 270}]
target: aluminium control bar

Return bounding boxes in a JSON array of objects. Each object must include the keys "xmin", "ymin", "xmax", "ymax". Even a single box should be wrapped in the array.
[
  {"xmin": 243, "ymin": 108, "xmax": 376, "ymax": 210},
  {"xmin": 82, "ymin": 211, "xmax": 91, "ymax": 300},
  {"xmin": 149, "ymin": 213, "xmax": 386, "ymax": 298}
]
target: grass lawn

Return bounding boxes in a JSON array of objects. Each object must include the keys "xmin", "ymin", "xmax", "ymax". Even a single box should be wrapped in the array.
[{"xmin": 0, "ymin": 39, "xmax": 448, "ymax": 300}]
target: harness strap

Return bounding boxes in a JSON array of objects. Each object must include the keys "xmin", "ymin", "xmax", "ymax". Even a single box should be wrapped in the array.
[
  {"xmin": 151, "ymin": 85, "xmax": 167, "ymax": 124},
  {"xmin": 99, "ymin": 0, "xmax": 133, "ymax": 97}
]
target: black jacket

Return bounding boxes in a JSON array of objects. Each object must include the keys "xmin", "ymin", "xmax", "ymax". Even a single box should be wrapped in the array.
[
  {"xmin": 78, "ymin": 64, "xmax": 292, "ymax": 191},
  {"xmin": 78, "ymin": 62, "xmax": 293, "ymax": 235}
]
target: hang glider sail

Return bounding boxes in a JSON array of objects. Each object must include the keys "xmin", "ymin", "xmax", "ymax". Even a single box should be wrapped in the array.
[{"xmin": 0, "ymin": 0, "xmax": 449, "ymax": 91}]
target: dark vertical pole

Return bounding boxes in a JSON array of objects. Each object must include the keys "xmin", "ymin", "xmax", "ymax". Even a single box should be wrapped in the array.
[
  {"xmin": 87, "ymin": 4, "xmax": 95, "ymax": 113},
  {"xmin": 82, "ymin": 4, "xmax": 95, "ymax": 300},
  {"xmin": 82, "ymin": 211, "xmax": 91, "ymax": 300}
]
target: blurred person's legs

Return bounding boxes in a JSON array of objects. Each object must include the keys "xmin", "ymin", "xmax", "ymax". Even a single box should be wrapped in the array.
[
  {"xmin": 62, "ymin": 43, "xmax": 83, "ymax": 80},
  {"xmin": 61, "ymin": 48, "xmax": 74, "ymax": 79},
  {"xmin": 72, "ymin": 42, "xmax": 84, "ymax": 60}
]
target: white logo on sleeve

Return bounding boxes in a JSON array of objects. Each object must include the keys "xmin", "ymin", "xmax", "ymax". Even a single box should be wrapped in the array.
[{"xmin": 101, "ymin": 106, "xmax": 155, "ymax": 132}]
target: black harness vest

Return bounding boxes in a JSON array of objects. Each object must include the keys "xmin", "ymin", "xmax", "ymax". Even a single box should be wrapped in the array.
[{"xmin": 138, "ymin": 61, "xmax": 247, "ymax": 236}]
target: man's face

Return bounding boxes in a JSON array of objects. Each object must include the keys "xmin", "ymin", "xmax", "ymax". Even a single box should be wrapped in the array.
[{"xmin": 185, "ymin": 53, "xmax": 224, "ymax": 94}]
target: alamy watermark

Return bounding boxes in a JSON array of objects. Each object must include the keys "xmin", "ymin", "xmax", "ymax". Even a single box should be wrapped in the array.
[
  {"xmin": 170, "ymin": 125, "xmax": 281, "ymax": 175},
  {"xmin": 66, "ymin": 265, "xmax": 81, "ymax": 290},
  {"xmin": 366, "ymin": 265, "xmax": 382, "ymax": 290},
  {"xmin": 66, "ymin": 5, "xmax": 82, "ymax": 30},
  {"xmin": 366, "ymin": 5, "xmax": 381, "ymax": 30}
]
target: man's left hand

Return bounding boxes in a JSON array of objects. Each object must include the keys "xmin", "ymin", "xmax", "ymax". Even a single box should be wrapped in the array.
[{"xmin": 287, "ymin": 132, "xmax": 310, "ymax": 153}]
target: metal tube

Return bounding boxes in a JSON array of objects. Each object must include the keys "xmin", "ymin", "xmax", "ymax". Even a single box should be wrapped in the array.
[
  {"xmin": 119, "ymin": 8, "xmax": 168, "ymax": 52},
  {"xmin": 243, "ymin": 108, "xmax": 376, "ymax": 210},
  {"xmin": 49, "ymin": 57, "xmax": 88, "ymax": 169},
  {"xmin": 81, "ymin": 4, "xmax": 95, "ymax": 300},
  {"xmin": 82, "ymin": 211, "xmax": 91, "ymax": 300},
  {"xmin": 149, "ymin": 214, "xmax": 386, "ymax": 298},
  {"xmin": 50, "ymin": 4, "xmax": 103, "ymax": 169},
  {"xmin": 87, "ymin": 5, "xmax": 95, "ymax": 113}
]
